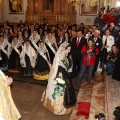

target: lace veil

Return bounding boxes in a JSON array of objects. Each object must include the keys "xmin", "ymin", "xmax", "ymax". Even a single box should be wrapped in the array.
[{"xmin": 45, "ymin": 42, "xmax": 69, "ymax": 100}]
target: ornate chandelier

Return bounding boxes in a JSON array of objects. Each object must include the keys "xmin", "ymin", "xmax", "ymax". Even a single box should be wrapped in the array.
[{"xmin": 67, "ymin": 0, "xmax": 80, "ymax": 4}]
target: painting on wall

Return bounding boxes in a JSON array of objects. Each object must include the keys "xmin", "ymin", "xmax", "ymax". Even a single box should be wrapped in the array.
[
  {"xmin": 43, "ymin": 0, "xmax": 54, "ymax": 12},
  {"xmin": 80, "ymin": 0, "xmax": 100, "ymax": 15},
  {"xmin": 8, "ymin": 0, "xmax": 23, "ymax": 14}
]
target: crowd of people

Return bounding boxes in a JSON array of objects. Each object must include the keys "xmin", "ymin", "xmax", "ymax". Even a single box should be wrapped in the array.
[
  {"xmin": 94, "ymin": 7, "xmax": 120, "ymax": 81},
  {"xmin": 0, "ymin": 6, "xmax": 120, "ymax": 117},
  {"xmin": 0, "ymin": 19, "xmax": 120, "ymax": 81}
]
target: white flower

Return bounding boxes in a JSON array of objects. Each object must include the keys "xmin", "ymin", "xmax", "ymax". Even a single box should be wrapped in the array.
[
  {"xmin": 56, "ymin": 78, "xmax": 65, "ymax": 85},
  {"xmin": 96, "ymin": 43, "xmax": 99, "ymax": 46}
]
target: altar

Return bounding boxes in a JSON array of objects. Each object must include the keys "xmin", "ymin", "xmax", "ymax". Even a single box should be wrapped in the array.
[{"xmin": 26, "ymin": 0, "xmax": 77, "ymax": 24}]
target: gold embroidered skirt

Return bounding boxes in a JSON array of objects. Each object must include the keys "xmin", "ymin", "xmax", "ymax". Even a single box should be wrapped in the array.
[
  {"xmin": 41, "ymin": 92, "xmax": 73, "ymax": 115},
  {"xmin": 33, "ymin": 72, "xmax": 50, "ymax": 80},
  {"xmin": 33, "ymin": 64, "xmax": 51, "ymax": 80}
]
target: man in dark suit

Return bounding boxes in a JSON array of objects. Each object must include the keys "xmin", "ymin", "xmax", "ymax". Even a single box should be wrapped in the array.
[
  {"xmin": 56, "ymin": 30, "xmax": 65, "ymax": 47},
  {"xmin": 71, "ymin": 30, "xmax": 87, "ymax": 77},
  {"xmin": 67, "ymin": 27, "xmax": 72, "ymax": 39},
  {"xmin": 91, "ymin": 30, "xmax": 102, "ymax": 77},
  {"xmin": 28, "ymin": 24, "xmax": 35, "ymax": 36}
]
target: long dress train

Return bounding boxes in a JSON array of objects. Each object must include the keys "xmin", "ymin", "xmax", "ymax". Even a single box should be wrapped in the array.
[{"xmin": 41, "ymin": 42, "xmax": 76, "ymax": 115}]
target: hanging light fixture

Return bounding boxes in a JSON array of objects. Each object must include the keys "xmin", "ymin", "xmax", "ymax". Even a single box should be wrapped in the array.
[{"xmin": 67, "ymin": 0, "xmax": 80, "ymax": 5}]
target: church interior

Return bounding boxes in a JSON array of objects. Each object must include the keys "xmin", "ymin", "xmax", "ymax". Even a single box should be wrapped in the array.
[{"xmin": 0, "ymin": 0, "xmax": 120, "ymax": 120}]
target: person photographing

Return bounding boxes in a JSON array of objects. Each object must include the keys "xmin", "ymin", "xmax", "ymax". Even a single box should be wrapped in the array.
[{"xmin": 76, "ymin": 39, "xmax": 99, "ymax": 86}]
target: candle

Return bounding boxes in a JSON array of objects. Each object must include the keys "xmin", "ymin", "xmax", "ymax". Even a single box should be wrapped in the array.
[
  {"xmin": 59, "ymin": 15, "xmax": 60, "ymax": 22},
  {"xmin": 36, "ymin": 15, "xmax": 37, "ymax": 20},
  {"xmin": 31, "ymin": 14, "xmax": 32, "ymax": 21},
  {"xmin": 56, "ymin": 15, "xmax": 57, "ymax": 22},
  {"xmin": 36, "ymin": 15, "xmax": 38, "ymax": 21},
  {"xmin": 62, "ymin": 15, "xmax": 63, "ymax": 22},
  {"xmin": 34, "ymin": 15, "xmax": 36, "ymax": 21},
  {"xmin": 34, "ymin": 15, "xmax": 35, "ymax": 21}
]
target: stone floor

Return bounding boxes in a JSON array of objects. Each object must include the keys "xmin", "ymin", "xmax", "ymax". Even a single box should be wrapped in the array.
[
  {"xmin": 5, "ymin": 71, "xmax": 71, "ymax": 120},
  {"xmin": 105, "ymin": 75, "xmax": 120, "ymax": 120},
  {"xmin": 6, "ymin": 71, "xmax": 120, "ymax": 120},
  {"xmin": 12, "ymin": 81, "xmax": 70, "ymax": 120},
  {"xmin": 70, "ymin": 73, "xmax": 105, "ymax": 120}
]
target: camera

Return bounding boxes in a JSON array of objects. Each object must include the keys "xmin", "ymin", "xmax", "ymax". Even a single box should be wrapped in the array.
[
  {"xmin": 92, "ymin": 43, "xmax": 99, "ymax": 55},
  {"xmin": 108, "ymin": 50, "xmax": 115, "ymax": 61},
  {"xmin": 92, "ymin": 48, "xmax": 97, "ymax": 54},
  {"xmin": 113, "ymin": 106, "xmax": 120, "ymax": 120},
  {"xmin": 95, "ymin": 113, "xmax": 105, "ymax": 120},
  {"xmin": 107, "ymin": 24, "xmax": 111, "ymax": 27}
]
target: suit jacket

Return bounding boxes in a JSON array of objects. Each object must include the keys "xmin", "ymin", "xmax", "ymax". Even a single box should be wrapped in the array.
[
  {"xmin": 91, "ymin": 36, "xmax": 102, "ymax": 52},
  {"xmin": 71, "ymin": 37, "xmax": 87, "ymax": 57},
  {"xmin": 56, "ymin": 36, "xmax": 65, "ymax": 47},
  {"xmin": 28, "ymin": 29, "xmax": 34, "ymax": 36}
]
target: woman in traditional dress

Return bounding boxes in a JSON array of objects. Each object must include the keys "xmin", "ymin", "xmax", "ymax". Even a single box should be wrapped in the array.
[
  {"xmin": 29, "ymin": 29, "xmax": 40, "ymax": 52},
  {"xmin": 64, "ymin": 32, "xmax": 73, "ymax": 73},
  {"xmin": 8, "ymin": 36, "xmax": 22, "ymax": 73},
  {"xmin": 0, "ymin": 70, "xmax": 21, "ymax": 120},
  {"xmin": 64, "ymin": 32, "xmax": 71, "ymax": 44},
  {"xmin": 45, "ymin": 33, "xmax": 57, "ymax": 64},
  {"xmin": 23, "ymin": 29, "xmax": 30, "ymax": 40},
  {"xmin": 43, "ymin": 30, "xmax": 48, "ymax": 41},
  {"xmin": 4, "ymin": 28, "xmax": 12, "ymax": 43},
  {"xmin": 42, "ymin": 42, "xmax": 76, "ymax": 115},
  {"xmin": 100, "ymin": 29, "xmax": 115, "ymax": 74},
  {"xmin": 38, "ymin": 28, "xmax": 44, "ymax": 40},
  {"xmin": 17, "ymin": 30, "xmax": 24, "ymax": 44},
  {"xmin": 50, "ymin": 32, "xmax": 58, "ymax": 50},
  {"xmin": 13, "ymin": 28, "xmax": 18, "ymax": 37},
  {"xmin": 0, "ymin": 35, "xmax": 11, "ymax": 71},
  {"xmin": 33, "ymin": 41, "xmax": 51, "ymax": 80},
  {"xmin": 20, "ymin": 40, "xmax": 36, "ymax": 76}
]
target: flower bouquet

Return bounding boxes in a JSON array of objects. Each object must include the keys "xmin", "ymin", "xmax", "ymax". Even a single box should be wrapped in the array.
[
  {"xmin": 56, "ymin": 78, "xmax": 65, "ymax": 85},
  {"xmin": 52, "ymin": 77, "xmax": 65, "ymax": 100}
]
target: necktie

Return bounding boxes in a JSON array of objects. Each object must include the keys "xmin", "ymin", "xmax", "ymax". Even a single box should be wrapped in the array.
[
  {"xmin": 94, "ymin": 38, "xmax": 96, "ymax": 43},
  {"xmin": 76, "ymin": 38, "xmax": 80, "ymax": 47}
]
